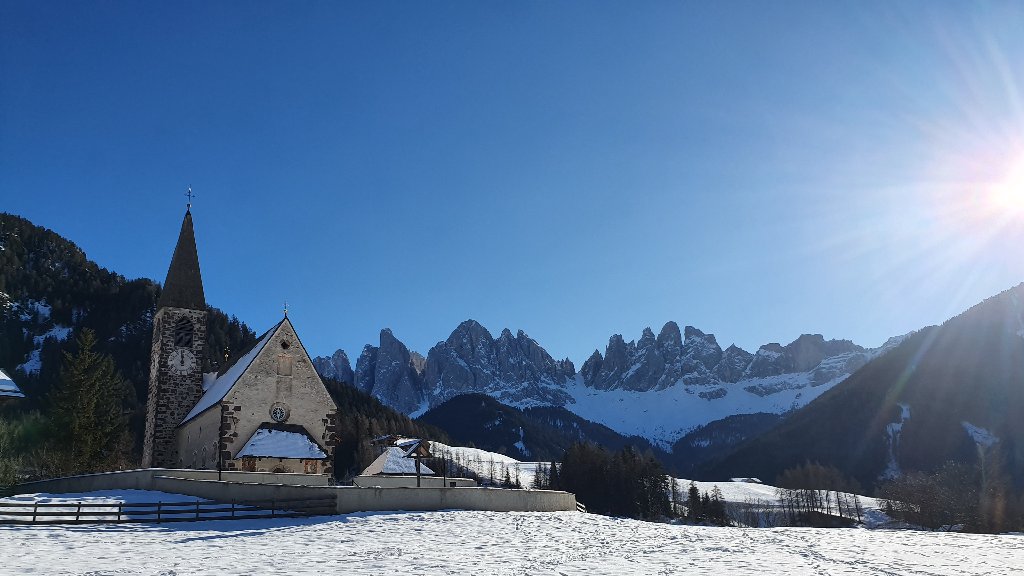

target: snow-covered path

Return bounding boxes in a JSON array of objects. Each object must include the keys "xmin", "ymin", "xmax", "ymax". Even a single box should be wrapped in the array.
[{"xmin": 1, "ymin": 510, "xmax": 1020, "ymax": 575}]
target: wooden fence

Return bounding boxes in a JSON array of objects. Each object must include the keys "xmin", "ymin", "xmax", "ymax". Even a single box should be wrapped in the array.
[{"xmin": 0, "ymin": 496, "xmax": 336, "ymax": 525}]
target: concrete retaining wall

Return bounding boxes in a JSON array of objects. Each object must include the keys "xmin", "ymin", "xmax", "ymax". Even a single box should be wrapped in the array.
[{"xmin": 16, "ymin": 470, "xmax": 577, "ymax": 514}]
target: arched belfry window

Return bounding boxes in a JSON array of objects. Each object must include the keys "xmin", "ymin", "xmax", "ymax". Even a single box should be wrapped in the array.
[{"xmin": 173, "ymin": 316, "xmax": 194, "ymax": 348}]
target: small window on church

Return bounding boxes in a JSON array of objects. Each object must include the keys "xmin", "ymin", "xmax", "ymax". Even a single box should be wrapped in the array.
[
  {"xmin": 278, "ymin": 354, "xmax": 293, "ymax": 376},
  {"xmin": 280, "ymin": 340, "xmax": 291, "ymax": 350},
  {"xmin": 173, "ymin": 316, "xmax": 194, "ymax": 348}
]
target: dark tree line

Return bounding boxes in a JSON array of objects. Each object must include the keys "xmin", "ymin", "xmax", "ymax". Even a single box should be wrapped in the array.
[{"xmin": 553, "ymin": 442, "xmax": 670, "ymax": 520}]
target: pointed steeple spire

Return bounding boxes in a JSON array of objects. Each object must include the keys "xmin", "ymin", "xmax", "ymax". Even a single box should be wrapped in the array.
[{"xmin": 157, "ymin": 208, "xmax": 206, "ymax": 310}]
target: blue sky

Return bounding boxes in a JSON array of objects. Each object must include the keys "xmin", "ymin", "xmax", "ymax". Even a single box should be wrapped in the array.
[{"xmin": 4, "ymin": 2, "xmax": 1024, "ymax": 365}]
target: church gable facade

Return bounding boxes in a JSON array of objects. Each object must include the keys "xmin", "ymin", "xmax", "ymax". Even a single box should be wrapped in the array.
[
  {"xmin": 143, "ymin": 206, "xmax": 339, "ymax": 476},
  {"xmin": 176, "ymin": 318, "xmax": 339, "ymax": 475}
]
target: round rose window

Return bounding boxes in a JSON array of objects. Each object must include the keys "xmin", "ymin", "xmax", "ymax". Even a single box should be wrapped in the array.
[{"xmin": 271, "ymin": 406, "xmax": 287, "ymax": 422}]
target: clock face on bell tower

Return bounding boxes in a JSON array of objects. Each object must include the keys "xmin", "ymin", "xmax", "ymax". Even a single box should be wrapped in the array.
[{"xmin": 168, "ymin": 348, "xmax": 197, "ymax": 375}]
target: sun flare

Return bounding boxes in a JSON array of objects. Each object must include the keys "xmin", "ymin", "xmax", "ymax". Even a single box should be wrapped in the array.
[{"xmin": 990, "ymin": 155, "xmax": 1024, "ymax": 214}]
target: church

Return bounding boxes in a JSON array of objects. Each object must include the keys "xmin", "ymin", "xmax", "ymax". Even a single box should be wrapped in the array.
[{"xmin": 141, "ymin": 207, "xmax": 339, "ymax": 476}]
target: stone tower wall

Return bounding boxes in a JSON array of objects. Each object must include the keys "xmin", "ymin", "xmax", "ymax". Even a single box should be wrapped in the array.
[{"xmin": 142, "ymin": 306, "xmax": 207, "ymax": 468}]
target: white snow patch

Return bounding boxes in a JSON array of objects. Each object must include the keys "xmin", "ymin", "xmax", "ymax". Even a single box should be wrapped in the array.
[
  {"xmin": 881, "ymin": 403, "xmax": 911, "ymax": 480},
  {"xmin": 236, "ymin": 428, "xmax": 327, "ymax": 459},
  {"xmin": 16, "ymin": 324, "xmax": 73, "ymax": 374},
  {"xmin": 962, "ymin": 421, "xmax": 999, "ymax": 448}
]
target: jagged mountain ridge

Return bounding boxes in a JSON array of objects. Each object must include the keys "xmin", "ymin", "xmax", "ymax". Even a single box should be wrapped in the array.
[{"xmin": 313, "ymin": 319, "xmax": 898, "ymax": 447}]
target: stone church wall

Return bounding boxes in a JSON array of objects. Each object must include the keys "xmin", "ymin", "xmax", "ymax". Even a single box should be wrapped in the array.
[{"xmin": 175, "ymin": 401, "xmax": 220, "ymax": 469}]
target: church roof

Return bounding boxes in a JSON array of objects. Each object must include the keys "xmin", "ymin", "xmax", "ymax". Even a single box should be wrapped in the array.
[
  {"xmin": 361, "ymin": 447, "xmax": 435, "ymax": 476},
  {"xmin": 179, "ymin": 320, "xmax": 281, "ymax": 424},
  {"xmin": 157, "ymin": 209, "xmax": 206, "ymax": 310},
  {"xmin": 236, "ymin": 424, "xmax": 328, "ymax": 459},
  {"xmin": 0, "ymin": 369, "xmax": 24, "ymax": 398}
]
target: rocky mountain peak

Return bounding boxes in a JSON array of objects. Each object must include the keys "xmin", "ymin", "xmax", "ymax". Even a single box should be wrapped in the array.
[
  {"xmin": 310, "ymin": 348, "xmax": 354, "ymax": 385},
  {"xmin": 352, "ymin": 330, "xmax": 427, "ymax": 415},
  {"xmin": 657, "ymin": 321, "xmax": 682, "ymax": 348},
  {"xmin": 422, "ymin": 320, "xmax": 575, "ymax": 410}
]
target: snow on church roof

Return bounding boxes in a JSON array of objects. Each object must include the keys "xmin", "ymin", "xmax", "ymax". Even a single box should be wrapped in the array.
[
  {"xmin": 236, "ymin": 426, "xmax": 328, "ymax": 459},
  {"xmin": 0, "ymin": 369, "xmax": 24, "ymax": 398},
  {"xmin": 180, "ymin": 321, "xmax": 280, "ymax": 424},
  {"xmin": 361, "ymin": 447, "xmax": 435, "ymax": 476}
]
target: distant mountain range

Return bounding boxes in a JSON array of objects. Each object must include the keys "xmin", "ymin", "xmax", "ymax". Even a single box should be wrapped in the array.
[{"xmin": 313, "ymin": 317, "xmax": 904, "ymax": 455}]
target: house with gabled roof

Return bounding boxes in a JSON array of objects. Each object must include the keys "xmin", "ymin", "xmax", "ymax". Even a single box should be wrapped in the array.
[
  {"xmin": 143, "ymin": 206, "xmax": 338, "ymax": 476},
  {"xmin": 0, "ymin": 368, "xmax": 25, "ymax": 402}
]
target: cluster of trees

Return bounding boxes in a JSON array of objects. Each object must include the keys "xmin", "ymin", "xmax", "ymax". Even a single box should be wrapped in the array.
[
  {"xmin": 774, "ymin": 461, "xmax": 864, "ymax": 526},
  {"xmin": 554, "ymin": 442, "xmax": 670, "ymax": 520},
  {"xmin": 1, "ymin": 329, "xmax": 135, "ymax": 490},
  {"xmin": 679, "ymin": 481, "xmax": 728, "ymax": 525},
  {"xmin": 879, "ymin": 457, "xmax": 1023, "ymax": 533}
]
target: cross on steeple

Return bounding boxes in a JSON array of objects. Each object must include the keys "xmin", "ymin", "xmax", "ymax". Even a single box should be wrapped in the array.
[
  {"xmin": 284, "ymin": 300, "xmax": 289, "ymax": 318},
  {"xmin": 185, "ymin": 186, "xmax": 195, "ymax": 210}
]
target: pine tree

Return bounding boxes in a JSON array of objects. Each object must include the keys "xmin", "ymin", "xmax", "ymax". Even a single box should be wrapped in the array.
[
  {"xmin": 687, "ymin": 481, "xmax": 701, "ymax": 521},
  {"xmin": 548, "ymin": 460, "xmax": 560, "ymax": 490},
  {"xmin": 49, "ymin": 329, "xmax": 132, "ymax": 474}
]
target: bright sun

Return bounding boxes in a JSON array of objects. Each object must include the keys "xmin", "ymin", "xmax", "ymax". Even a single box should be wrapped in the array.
[{"xmin": 990, "ymin": 156, "xmax": 1024, "ymax": 214}]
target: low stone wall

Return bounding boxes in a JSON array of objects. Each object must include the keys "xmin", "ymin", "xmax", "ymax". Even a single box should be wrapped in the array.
[
  {"xmin": 166, "ymin": 470, "xmax": 330, "ymax": 486},
  {"xmin": 352, "ymin": 475, "xmax": 476, "ymax": 488},
  {"xmin": 15, "ymin": 470, "xmax": 578, "ymax": 514},
  {"xmin": 152, "ymin": 476, "xmax": 576, "ymax": 514},
  {"xmin": 16, "ymin": 469, "xmax": 160, "ymax": 494},
  {"xmin": 15, "ymin": 469, "xmax": 329, "ymax": 494}
]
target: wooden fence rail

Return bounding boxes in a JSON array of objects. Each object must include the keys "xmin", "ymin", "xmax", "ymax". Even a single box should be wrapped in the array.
[{"xmin": 0, "ymin": 496, "xmax": 337, "ymax": 525}]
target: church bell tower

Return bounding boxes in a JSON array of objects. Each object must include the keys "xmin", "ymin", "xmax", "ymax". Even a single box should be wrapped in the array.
[{"xmin": 142, "ymin": 207, "xmax": 207, "ymax": 468}]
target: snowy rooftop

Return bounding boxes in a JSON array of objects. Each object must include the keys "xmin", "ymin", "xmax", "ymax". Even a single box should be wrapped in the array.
[
  {"xmin": 362, "ymin": 447, "xmax": 435, "ymax": 476},
  {"xmin": 0, "ymin": 368, "xmax": 24, "ymax": 398},
  {"xmin": 181, "ymin": 322, "xmax": 279, "ymax": 424},
  {"xmin": 236, "ymin": 427, "xmax": 327, "ymax": 459}
]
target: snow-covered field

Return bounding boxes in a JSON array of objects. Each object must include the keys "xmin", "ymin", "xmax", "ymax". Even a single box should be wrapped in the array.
[{"xmin": 1, "ymin": 504, "xmax": 1021, "ymax": 575}]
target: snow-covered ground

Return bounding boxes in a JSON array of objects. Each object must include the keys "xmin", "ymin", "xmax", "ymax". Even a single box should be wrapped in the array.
[{"xmin": 0, "ymin": 504, "xmax": 1020, "ymax": 575}]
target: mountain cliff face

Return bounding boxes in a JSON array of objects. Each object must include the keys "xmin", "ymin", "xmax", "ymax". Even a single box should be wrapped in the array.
[
  {"xmin": 314, "ymin": 318, "xmax": 893, "ymax": 448},
  {"xmin": 422, "ymin": 320, "xmax": 576, "ymax": 412},
  {"xmin": 350, "ymin": 329, "xmax": 428, "ymax": 415}
]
